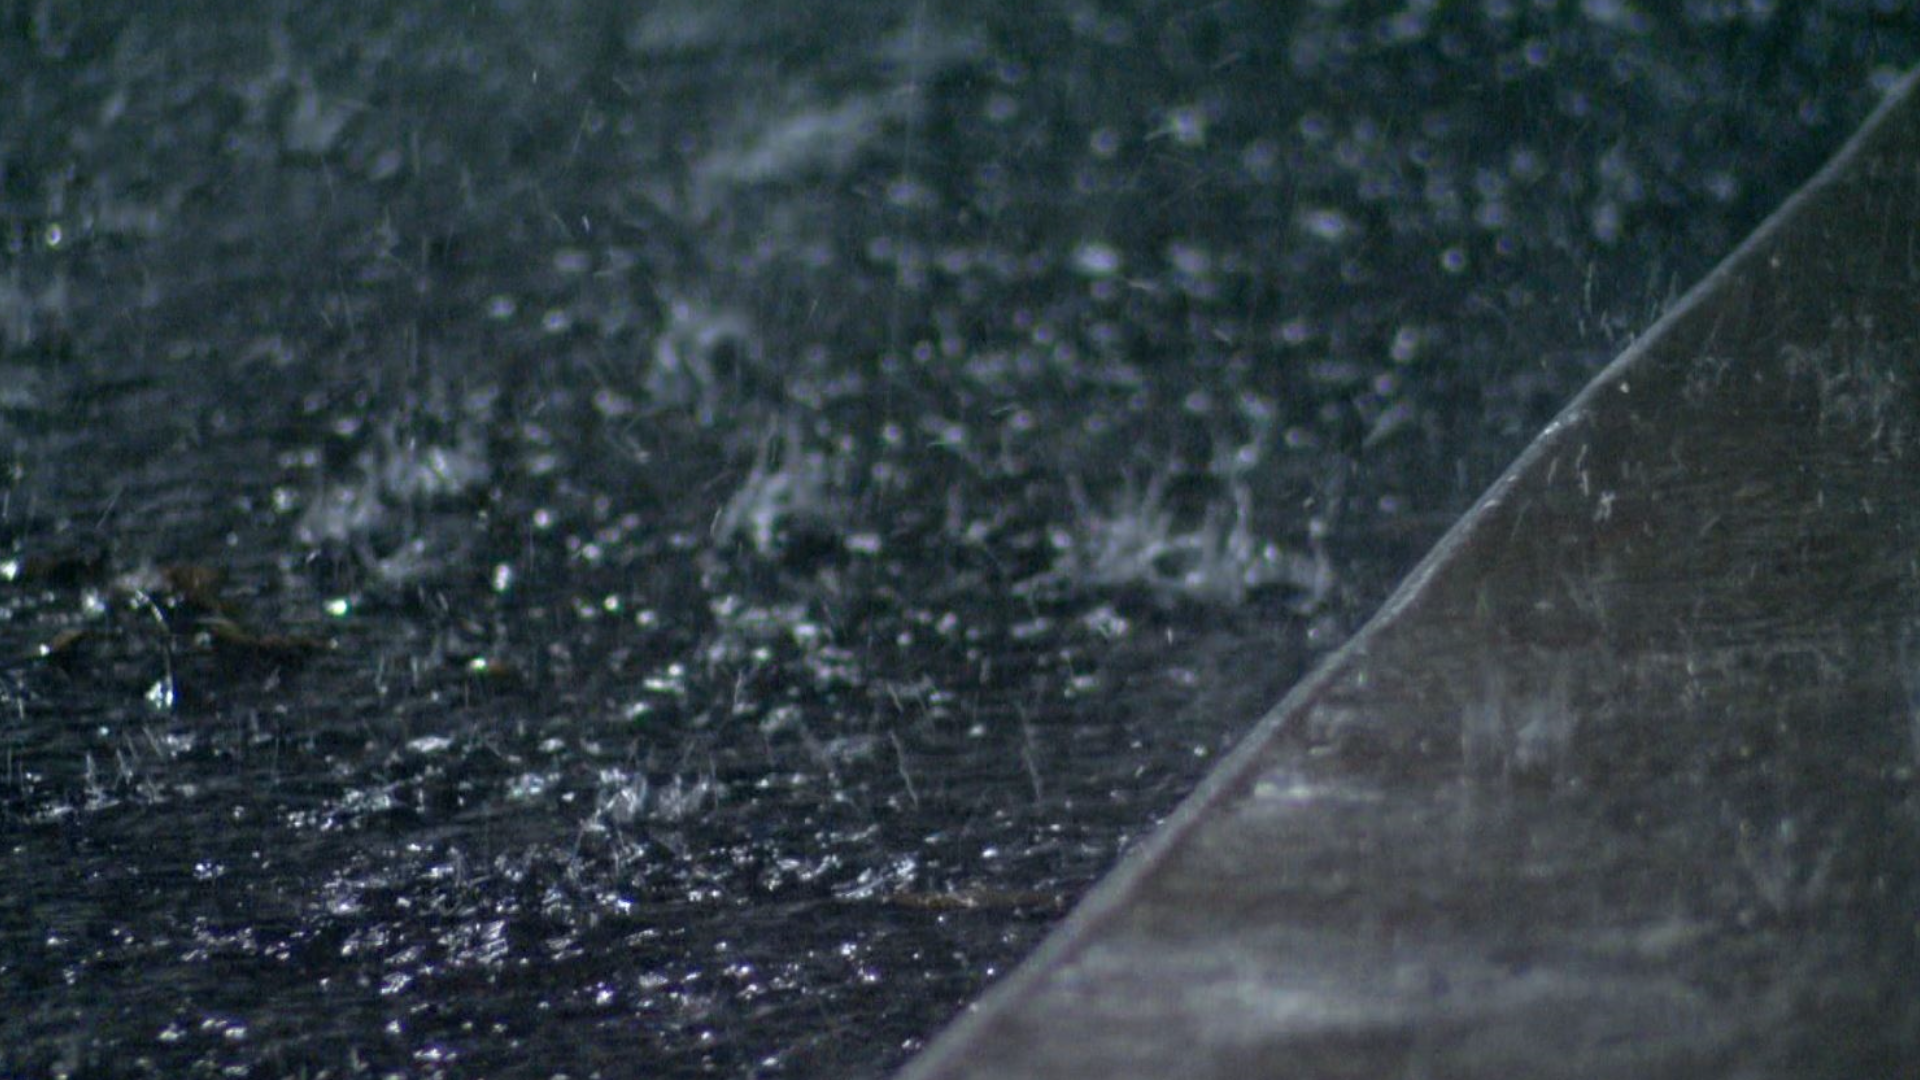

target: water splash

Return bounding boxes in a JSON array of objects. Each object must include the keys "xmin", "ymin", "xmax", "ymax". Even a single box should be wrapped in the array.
[
  {"xmin": 1024, "ymin": 470, "xmax": 1330, "ymax": 608},
  {"xmin": 712, "ymin": 418, "xmax": 844, "ymax": 559}
]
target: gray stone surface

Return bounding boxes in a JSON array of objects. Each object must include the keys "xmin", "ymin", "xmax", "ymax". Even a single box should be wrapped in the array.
[{"xmin": 899, "ymin": 67, "xmax": 1920, "ymax": 1080}]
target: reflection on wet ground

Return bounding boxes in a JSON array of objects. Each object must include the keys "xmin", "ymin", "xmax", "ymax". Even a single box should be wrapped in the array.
[{"xmin": 2, "ymin": 2, "xmax": 1917, "ymax": 1076}]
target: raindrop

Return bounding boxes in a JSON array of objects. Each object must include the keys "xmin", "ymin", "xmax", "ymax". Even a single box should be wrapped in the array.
[
  {"xmin": 1299, "ymin": 208, "xmax": 1355, "ymax": 243},
  {"xmin": 1390, "ymin": 325, "xmax": 1423, "ymax": 363},
  {"xmin": 1161, "ymin": 104, "xmax": 1208, "ymax": 147},
  {"xmin": 407, "ymin": 735, "xmax": 454, "ymax": 755},
  {"xmin": 1591, "ymin": 201, "xmax": 1623, "ymax": 244},
  {"xmin": 1072, "ymin": 241, "xmax": 1122, "ymax": 278},
  {"xmin": 146, "ymin": 677, "xmax": 175, "ymax": 713}
]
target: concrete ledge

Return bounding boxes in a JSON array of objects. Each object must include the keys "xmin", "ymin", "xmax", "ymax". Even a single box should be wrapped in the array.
[{"xmin": 898, "ymin": 66, "xmax": 1920, "ymax": 1080}]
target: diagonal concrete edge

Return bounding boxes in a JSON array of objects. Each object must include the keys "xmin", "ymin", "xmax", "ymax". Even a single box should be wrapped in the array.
[{"xmin": 898, "ymin": 66, "xmax": 1920, "ymax": 1080}]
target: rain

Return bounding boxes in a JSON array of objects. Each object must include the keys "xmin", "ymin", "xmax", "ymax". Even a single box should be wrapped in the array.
[{"xmin": 3, "ymin": 2, "xmax": 1918, "ymax": 1077}]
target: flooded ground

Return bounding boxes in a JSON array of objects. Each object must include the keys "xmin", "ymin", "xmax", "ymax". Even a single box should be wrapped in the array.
[{"xmin": 2, "ymin": 2, "xmax": 1916, "ymax": 1076}]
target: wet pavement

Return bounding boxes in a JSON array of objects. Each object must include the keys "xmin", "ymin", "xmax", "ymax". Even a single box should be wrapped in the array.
[
  {"xmin": 902, "ymin": 67, "xmax": 1920, "ymax": 1080},
  {"xmin": 2, "ymin": 3, "xmax": 1917, "ymax": 1077}
]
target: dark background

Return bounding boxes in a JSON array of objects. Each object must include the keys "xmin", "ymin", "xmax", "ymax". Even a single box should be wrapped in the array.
[{"xmin": 2, "ymin": 2, "xmax": 1916, "ymax": 1076}]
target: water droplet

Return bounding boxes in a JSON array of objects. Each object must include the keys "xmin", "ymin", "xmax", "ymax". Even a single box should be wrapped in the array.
[
  {"xmin": 1299, "ymin": 208, "xmax": 1354, "ymax": 243},
  {"xmin": 1161, "ymin": 104, "xmax": 1208, "ymax": 147},
  {"xmin": 1071, "ymin": 241, "xmax": 1122, "ymax": 278},
  {"xmin": 407, "ymin": 735, "xmax": 453, "ymax": 755},
  {"xmin": 145, "ymin": 677, "xmax": 175, "ymax": 713}
]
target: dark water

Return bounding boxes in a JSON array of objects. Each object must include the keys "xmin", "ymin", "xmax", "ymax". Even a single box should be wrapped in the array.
[{"xmin": 1, "ymin": 2, "xmax": 1915, "ymax": 1076}]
